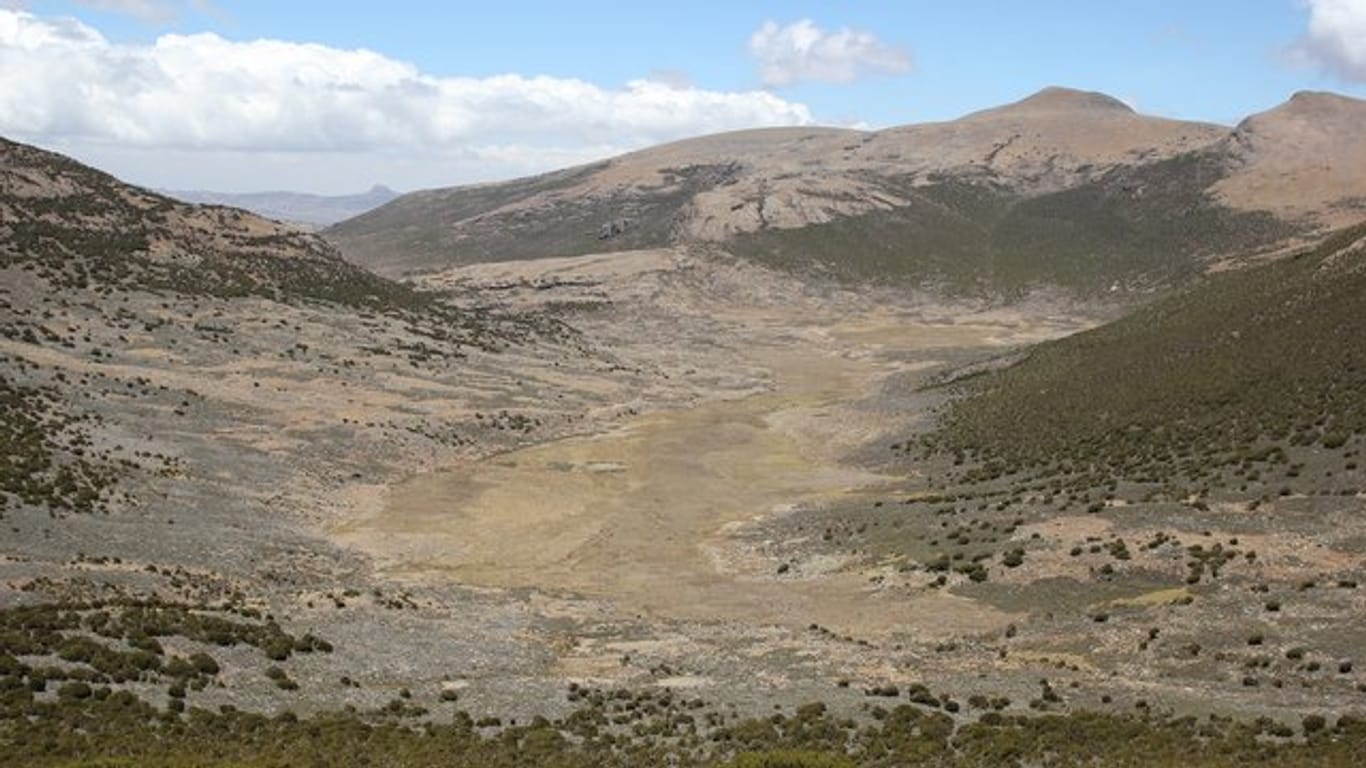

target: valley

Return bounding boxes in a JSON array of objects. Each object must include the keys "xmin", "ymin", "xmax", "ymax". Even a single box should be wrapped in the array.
[
  {"xmin": 3, "ymin": 87, "xmax": 1366, "ymax": 765},
  {"xmin": 338, "ymin": 283, "xmax": 1075, "ymax": 636}
]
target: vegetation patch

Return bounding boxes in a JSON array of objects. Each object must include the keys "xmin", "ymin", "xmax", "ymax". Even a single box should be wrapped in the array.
[
  {"xmin": 0, "ymin": 365, "xmax": 117, "ymax": 515},
  {"xmin": 1, "ymin": 685, "xmax": 1364, "ymax": 767},
  {"xmin": 919, "ymin": 221, "xmax": 1366, "ymax": 491}
]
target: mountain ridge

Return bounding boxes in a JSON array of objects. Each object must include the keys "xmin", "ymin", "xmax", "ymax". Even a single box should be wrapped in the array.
[
  {"xmin": 0, "ymin": 136, "xmax": 533, "ymax": 343},
  {"xmin": 325, "ymin": 86, "xmax": 1364, "ymax": 290}
]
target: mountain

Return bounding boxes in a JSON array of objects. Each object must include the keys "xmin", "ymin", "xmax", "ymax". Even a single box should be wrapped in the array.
[
  {"xmin": 1, "ymin": 139, "xmax": 412, "ymax": 310},
  {"xmin": 325, "ymin": 88, "xmax": 1366, "ymax": 294},
  {"xmin": 1214, "ymin": 91, "xmax": 1366, "ymax": 227},
  {"xmin": 163, "ymin": 184, "xmax": 401, "ymax": 228},
  {"xmin": 327, "ymin": 87, "xmax": 1366, "ymax": 292}
]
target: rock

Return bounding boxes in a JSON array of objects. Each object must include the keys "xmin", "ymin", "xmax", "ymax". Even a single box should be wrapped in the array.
[{"xmin": 598, "ymin": 218, "xmax": 632, "ymax": 240}]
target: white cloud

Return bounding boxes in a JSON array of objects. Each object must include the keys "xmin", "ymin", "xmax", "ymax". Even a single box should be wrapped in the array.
[
  {"xmin": 0, "ymin": 9, "xmax": 813, "ymax": 192},
  {"xmin": 748, "ymin": 19, "xmax": 910, "ymax": 87},
  {"xmin": 1297, "ymin": 0, "xmax": 1366, "ymax": 81},
  {"xmin": 73, "ymin": 1, "xmax": 177, "ymax": 23}
]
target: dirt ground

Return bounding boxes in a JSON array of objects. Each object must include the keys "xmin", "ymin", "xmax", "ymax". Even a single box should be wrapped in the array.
[{"xmin": 333, "ymin": 297, "xmax": 1080, "ymax": 641}]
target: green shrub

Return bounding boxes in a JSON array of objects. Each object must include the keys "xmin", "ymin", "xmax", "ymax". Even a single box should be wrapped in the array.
[{"xmin": 726, "ymin": 750, "xmax": 856, "ymax": 768}]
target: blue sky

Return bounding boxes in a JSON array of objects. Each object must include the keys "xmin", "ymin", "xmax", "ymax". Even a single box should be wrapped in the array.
[{"xmin": 2, "ymin": 1, "xmax": 1363, "ymax": 192}]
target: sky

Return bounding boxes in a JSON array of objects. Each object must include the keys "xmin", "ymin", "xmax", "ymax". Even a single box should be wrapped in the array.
[{"xmin": 1, "ymin": 1, "xmax": 1364, "ymax": 194}]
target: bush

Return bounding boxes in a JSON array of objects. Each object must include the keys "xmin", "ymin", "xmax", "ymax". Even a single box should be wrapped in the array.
[
  {"xmin": 263, "ymin": 638, "xmax": 293, "ymax": 661},
  {"xmin": 57, "ymin": 681, "xmax": 92, "ymax": 700},
  {"xmin": 1322, "ymin": 432, "xmax": 1349, "ymax": 449},
  {"xmin": 188, "ymin": 652, "xmax": 219, "ymax": 676},
  {"xmin": 163, "ymin": 657, "xmax": 195, "ymax": 678},
  {"xmin": 727, "ymin": 751, "xmax": 856, "ymax": 768}
]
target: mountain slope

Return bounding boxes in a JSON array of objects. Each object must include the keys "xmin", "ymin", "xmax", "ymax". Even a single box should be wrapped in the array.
[
  {"xmin": 924, "ymin": 219, "xmax": 1366, "ymax": 486},
  {"xmin": 325, "ymin": 87, "xmax": 1364, "ymax": 293},
  {"xmin": 727, "ymin": 149, "xmax": 1292, "ymax": 293},
  {"xmin": 1215, "ymin": 91, "xmax": 1366, "ymax": 226},
  {"xmin": 1, "ymin": 138, "xmax": 498, "ymax": 322},
  {"xmin": 0, "ymin": 136, "xmax": 560, "ymax": 519}
]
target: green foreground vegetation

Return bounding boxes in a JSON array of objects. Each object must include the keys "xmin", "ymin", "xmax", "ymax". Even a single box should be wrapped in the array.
[
  {"xmin": 3, "ymin": 603, "xmax": 1365, "ymax": 767},
  {"xmin": 6, "ymin": 680, "xmax": 1366, "ymax": 767}
]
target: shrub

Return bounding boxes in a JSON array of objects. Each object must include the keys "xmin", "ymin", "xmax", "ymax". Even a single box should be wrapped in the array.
[
  {"xmin": 727, "ymin": 750, "xmax": 856, "ymax": 768},
  {"xmin": 57, "ymin": 681, "xmax": 93, "ymax": 699},
  {"xmin": 263, "ymin": 638, "xmax": 293, "ymax": 661},
  {"xmin": 189, "ymin": 652, "xmax": 219, "ymax": 676}
]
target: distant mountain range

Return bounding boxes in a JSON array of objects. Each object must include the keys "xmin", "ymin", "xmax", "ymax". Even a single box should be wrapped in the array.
[
  {"xmin": 325, "ymin": 87, "xmax": 1366, "ymax": 297},
  {"xmin": 162, "ymin": 184, "xmax": 401, "ymax": 228}
]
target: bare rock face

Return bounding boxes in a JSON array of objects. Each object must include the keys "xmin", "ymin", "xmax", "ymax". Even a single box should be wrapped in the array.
[
  {"xmin": 597, "ymin": 217, "xmax": 633, "ymax": 240},
  {"xmin": 672, "ymin": 89, "xmax": 1231, "ymax": 247}
]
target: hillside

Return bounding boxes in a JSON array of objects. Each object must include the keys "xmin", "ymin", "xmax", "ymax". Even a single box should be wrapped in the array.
[
  {"xmin": 1215, "ymin": 92, "xmax": 1366, "ymax": 227},
  {"xmin": 0, "ymin": 136, "xmax": 575, "ymax": 522},
  {"xmin": 727, "ymin": 223, "xmax": 1366, "ymax": 741},
  {"xmin": 3, "ymin": 139, "xmax": 429, "ymax": 314},
  {"xmin": 924, "ymin": 219, "xmax": 1366, "ymax": 491},
  {"xmin": 325, "ymin": 88, "xmax": 1366, "ymax": 294}
]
